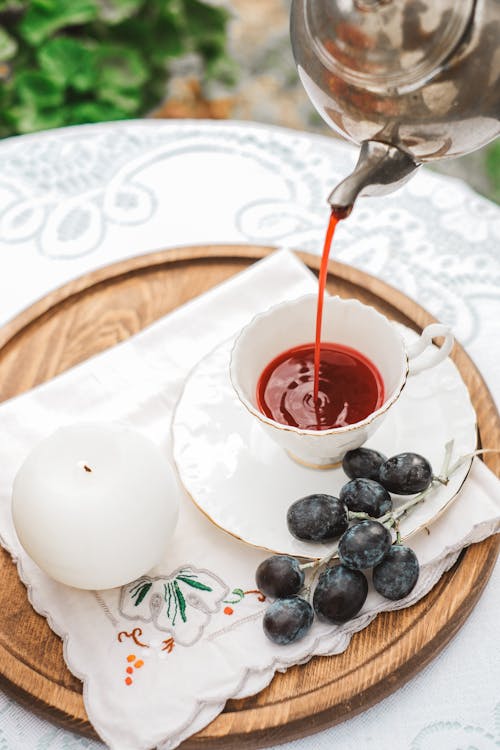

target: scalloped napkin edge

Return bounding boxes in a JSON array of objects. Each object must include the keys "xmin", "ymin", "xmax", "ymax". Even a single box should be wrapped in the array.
[{"xmin": 0, "ymin": 249, "xmax": 497, "ymax": 750}]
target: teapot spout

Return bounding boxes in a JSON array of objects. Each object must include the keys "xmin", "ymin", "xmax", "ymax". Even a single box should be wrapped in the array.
[{"xmin": 328, "ymin": 141, "xmax": 420, "ymax": 214}]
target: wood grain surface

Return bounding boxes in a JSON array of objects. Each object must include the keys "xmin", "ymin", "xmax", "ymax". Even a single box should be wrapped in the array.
[{"xmin": 0, "ymin": 245, "xmax": 498, "ymax": 748}]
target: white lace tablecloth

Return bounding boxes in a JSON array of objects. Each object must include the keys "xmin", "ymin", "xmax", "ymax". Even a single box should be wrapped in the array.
[{"xmin": 0, "ymin": 119, "xmax": 498, "ymax": 750}]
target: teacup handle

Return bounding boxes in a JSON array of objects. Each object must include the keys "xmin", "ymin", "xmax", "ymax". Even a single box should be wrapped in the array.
[{"xmin": 407, "ymin": 323, "xmax": 454, "ymax": 376}]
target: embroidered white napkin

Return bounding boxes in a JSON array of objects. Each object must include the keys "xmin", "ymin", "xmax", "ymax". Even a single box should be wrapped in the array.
[{"xmin": 0, "ymin": 250, "xmax": 498, "ymax": 750}]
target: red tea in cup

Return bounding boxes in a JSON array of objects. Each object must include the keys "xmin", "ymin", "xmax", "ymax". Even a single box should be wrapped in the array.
[{"xmin": 256, "ymin": 343, "xmax": 384, "ymax": 431}]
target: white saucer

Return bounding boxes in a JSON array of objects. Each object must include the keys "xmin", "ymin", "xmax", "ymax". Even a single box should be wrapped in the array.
[{"xmin": 172, "ymin": 326, "xmax": 477, "ymax": 559}]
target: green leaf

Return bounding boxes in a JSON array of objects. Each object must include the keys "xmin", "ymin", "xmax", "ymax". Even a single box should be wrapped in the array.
[
  {"xmin": 0, "ymin": 27, "xmax": 17, "ymax": 61},
  {"xmin": 164, "ymin": 582, "xmax": 172, "ymax": 619},
  {"xmin": 97, "ymin": 44, "xmax": 148, "ymax": 89},
  {"xmin": 20, "ymin": 0, "xmax": 98, "ymax": 46},
  {"xmin": 67, "ymin": 100, "xmax": 126, "ymax": 124},
  {"xmin": 159, "ymin": 0, "xmax": 185, "ymax": 25},
  {"xmin": 169, "ymin": 581, "xmax": 179, "ymax": 625},
  {"xmin": 96, "ymin": 0, "xmax": 143, "ymax": 24},
  {"xmin": 97, "ymin": 83, "xmax": 142, "ymax": 114},
  {"xmin": 37, "ymin": 37, "xmax": 98, "ymax": 91},
  {"xmin": 14, "ymin": 70, "xmax": 63, "ymax": 106},
  {"xmin": 149, "ymin": 26, "xmax": 184, "ymax": 62},
  {"xmin": 223, "ymin": 587, "xmax": 245, "ymax": 605},
  {"xmin": 182, "ymin": 0, "xmax": 230, "ymax": 37},
  {"xmin": 130, "ymin": 581, "xmax": 152, "ymax": 606},
  {"xmin": 486, "ymin": 142, "xmax": 500, "ymax": 191},
  {"xmin": 181, "ymin": 0, "xmax": 232, "ymax": 76},
  {"xmin": 6, "ymin": 102, "xmax": 66, "ymax": 133},
  {"xmin": 176, "ymin": 575, "xmax": 213, "ymax": 592},
  {"xmin": 173, "ymin": 579, "xmax": 187, "ymax": 623},
  {"xmin": 197, "ymin": 31, "xmax": 226, "ymax": 61}
]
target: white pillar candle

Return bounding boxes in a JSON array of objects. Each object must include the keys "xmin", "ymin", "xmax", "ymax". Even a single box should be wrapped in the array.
[{"xmin": 11, "ymin": 423, "xmax": 180, "ymax": 590}]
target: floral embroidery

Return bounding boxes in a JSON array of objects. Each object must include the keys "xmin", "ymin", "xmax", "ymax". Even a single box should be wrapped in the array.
[
  {"xmin": 223, "ymin": 588, "xmax": 245, "ymax": 606},
  {"xmin": 119, "ymin": 566, "xmax": 229, "ymax": 646},
  {"xmin": 123, "ymin": 653, "xmax": 145, "ymax": 687},
  {"xmin": 244, "ymin": 589, "xmax": 266, "ymax": 602},
  {"xmin": 129, "ymin": 580, "xmax": 153, "ymax": 607},
  {"xmin": 116, "ymin": 632, "xmax": 176, "ymax": 685},
  {"xmin": 117, "ymin": 627, "xmax": 148, "ymax": 648},
  {"xmin": 223, "ymin": 588, "xmax": 266, "ymax": 615},
  {"xmin": 115, "ymin": 565, "xmax": 266, "ymax": 686}
]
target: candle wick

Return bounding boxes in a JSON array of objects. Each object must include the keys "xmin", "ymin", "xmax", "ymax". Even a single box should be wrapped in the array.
[
  {"xmin": 77, "ymin": 460, "xmax": 93, "ymax": 473},
  {"xmin": 83, "ymin": 465, "xmax": 92, "ymax": 473}
]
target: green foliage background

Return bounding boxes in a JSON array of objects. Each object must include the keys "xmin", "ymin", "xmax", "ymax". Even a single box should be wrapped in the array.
[
  {"xmin": 0, "ymin": 0, "xmax": 235, "ymax": 137},
  {"xmin": 486, "ymin": 141, "xmax": 500, "ymax": 204}
]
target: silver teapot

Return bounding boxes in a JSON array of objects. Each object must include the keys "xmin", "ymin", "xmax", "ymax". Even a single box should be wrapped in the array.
[{"xmin": 290, "ymin": 0, "xmax": 500, "ymax": 212}]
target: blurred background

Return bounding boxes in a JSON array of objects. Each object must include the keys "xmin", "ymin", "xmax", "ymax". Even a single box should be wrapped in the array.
[{"xmin": 0, "ymin": 0, "xmax": 498, "ymax": 203}]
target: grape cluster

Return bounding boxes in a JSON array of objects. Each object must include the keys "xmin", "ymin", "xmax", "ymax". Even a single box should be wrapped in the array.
[{"xmin": 257, "ymin": 448, "xmax": 431, "ymax": 645}]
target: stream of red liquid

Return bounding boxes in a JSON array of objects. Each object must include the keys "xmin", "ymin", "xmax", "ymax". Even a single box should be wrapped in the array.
[{"xmin": 313, "ymin": 208, "xmax": 347, "ymax": 401}]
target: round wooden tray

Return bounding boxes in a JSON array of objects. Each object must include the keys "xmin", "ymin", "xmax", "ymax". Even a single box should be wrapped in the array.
[{"xmin": 0, "ymin": 245, "xmax": 498, "ymax": 748}]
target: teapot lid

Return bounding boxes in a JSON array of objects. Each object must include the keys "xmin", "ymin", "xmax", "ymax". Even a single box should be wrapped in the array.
[{"xmin": 305, "ymin": 0, "xmax": 475, "ymax": 92}]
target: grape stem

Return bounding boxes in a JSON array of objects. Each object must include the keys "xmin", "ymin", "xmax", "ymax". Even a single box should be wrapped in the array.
[
  {"xmin": 448, "ymin": 448, "xmax": 500, "ymax": 475},
  {"xmin": 299, "ymin": 440, "xmax": 493, "ymax": 573}
]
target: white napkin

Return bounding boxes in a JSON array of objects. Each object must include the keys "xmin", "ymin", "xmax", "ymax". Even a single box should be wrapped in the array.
[{"xmin": 0, "ymin": 250, "xmax": 498, "ymax": 750}]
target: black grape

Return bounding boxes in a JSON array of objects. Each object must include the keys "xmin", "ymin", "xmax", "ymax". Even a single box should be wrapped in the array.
[
  {"xmin": 379, "ymin": 453, "xmax": 432, "ymax": 494},
  {"xmin": 263, "ymin": 596, "xmax": 314, "ymax": 645},
  {"xmin": 342, "ymin": 448, "xmax": 387, "ymax": 481},
  {"xmin": 256, "ymin": 555, "xmax": 304, "ymax": 598},
  {"xmin": 339, "ymin": 478, "xmax": 392, "ymax": 518},
  {"xmin": 338, "ymin": 520, "xmax": 392, "ymax": 570},
  {"xmin": 287, "ymin": 494, "xmax": 348, "ymax": 542},
  {"xmin": 313, "ymin": 565, "xmax": 368, "ymax": 623},
  {"xmin": 373, "ymin": 545, "xmax": 420, "ymax": 600}
]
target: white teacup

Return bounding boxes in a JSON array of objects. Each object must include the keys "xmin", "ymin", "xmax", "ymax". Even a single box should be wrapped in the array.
[{"xmin": 230, "ymin": 294, "xmax": 454, "ymax": 468}]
